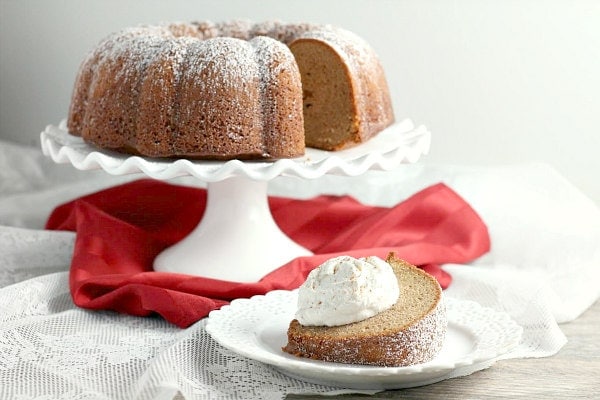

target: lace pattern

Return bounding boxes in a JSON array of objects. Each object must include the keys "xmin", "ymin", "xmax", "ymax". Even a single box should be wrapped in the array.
[{"xmin": 1, "ymin": 141, "xmax": 599, "ymax": 399}]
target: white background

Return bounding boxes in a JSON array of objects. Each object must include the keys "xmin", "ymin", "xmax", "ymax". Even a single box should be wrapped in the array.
[{"xmin": 1, "ymin": 0, "xmax": 598, "ymax": 204}]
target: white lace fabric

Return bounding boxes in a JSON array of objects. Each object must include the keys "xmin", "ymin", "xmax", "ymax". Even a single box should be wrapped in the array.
[{"xmin": 1, "ymin": 141, "xmax": 599, "ymax": 399}]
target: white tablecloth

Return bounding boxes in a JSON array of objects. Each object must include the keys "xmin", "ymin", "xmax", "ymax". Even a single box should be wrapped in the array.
[{"xmin": 1, "ymin": 140, "xmax": 599, "ymax": 399}]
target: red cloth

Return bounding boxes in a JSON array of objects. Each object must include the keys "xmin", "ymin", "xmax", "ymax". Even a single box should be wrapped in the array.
[{"xmin": 46, "ymin": 179, "xmax": 490, "ymax": 328}]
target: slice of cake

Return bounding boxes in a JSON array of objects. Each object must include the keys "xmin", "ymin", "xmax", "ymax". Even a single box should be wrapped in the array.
[{"xmin": 283, "ymin": 253, "xmax": 447, "ymax": 367}]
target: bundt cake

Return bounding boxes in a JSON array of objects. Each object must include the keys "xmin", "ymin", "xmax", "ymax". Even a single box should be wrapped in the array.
[
  {"xmin": 67, "ymin": 21, "xmax": 395, "ymax": 160},
  {"xmin": 283, "ymin": 253, "xmax": 447, "ymax": 367}
]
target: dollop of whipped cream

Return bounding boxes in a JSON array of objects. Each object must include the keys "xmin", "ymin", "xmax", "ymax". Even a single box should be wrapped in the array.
[{"xmin": 295, "ymin": 255, "xmax": 400, "ymax": 327}]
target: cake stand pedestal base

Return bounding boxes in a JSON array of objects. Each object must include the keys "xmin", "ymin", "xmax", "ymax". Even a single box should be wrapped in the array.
[
  {"xmin": 153, "ymin": 176, "xmax": 312, "ymax": 282},
  {"xmin": 41, "ymin": 119, "xmax": 430, "ymax": 282}
]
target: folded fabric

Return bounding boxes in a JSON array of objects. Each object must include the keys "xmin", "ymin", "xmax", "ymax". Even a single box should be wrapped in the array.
[{"xmin": 46, "ymin": 179, "xmax": 490, "ymax": 328}]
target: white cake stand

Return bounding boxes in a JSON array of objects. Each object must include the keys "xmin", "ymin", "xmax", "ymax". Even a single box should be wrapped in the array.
[{"xmin": 41, "ymin": 119, "xmax": 430, "ymax": 282}]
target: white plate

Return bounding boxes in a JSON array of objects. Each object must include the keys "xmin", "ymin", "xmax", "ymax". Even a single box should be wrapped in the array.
[
  {"xmin": 205, "ymin": 290, "xmax": 523, "ymax": 390},
  {"xmin": 40, "ymin": 119, "xmax": 430, "ymax": 181}
]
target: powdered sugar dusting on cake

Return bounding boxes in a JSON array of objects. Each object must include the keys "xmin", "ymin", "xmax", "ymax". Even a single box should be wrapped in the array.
[
  {"xmin": 248, "ymin": 35, "xmax": 303, "ymax": 155},
  {"xmin": 173, "ymin": 36, "xmax": 265, "ymax": 155},
  {"xmin": 68, "ymin": 20, "xmax": 389, "ymax": 159},
  {"xmin": 284, "ymin": 297, "xmax": 447, "ymax": 367},
  {"xmin": 183, "ymin": 37, "xmax": 258, "ymax": 87}
]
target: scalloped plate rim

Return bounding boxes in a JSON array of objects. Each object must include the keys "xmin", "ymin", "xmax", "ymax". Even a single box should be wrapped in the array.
[{"xmin": 204, "ymin": 290, "xmax": 523, "ymax": 389}]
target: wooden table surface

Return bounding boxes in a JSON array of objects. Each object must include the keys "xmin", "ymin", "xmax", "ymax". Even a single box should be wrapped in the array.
[{"xmin": 287, "ymin": 299, "xmax": 600, "ymax": 399}]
